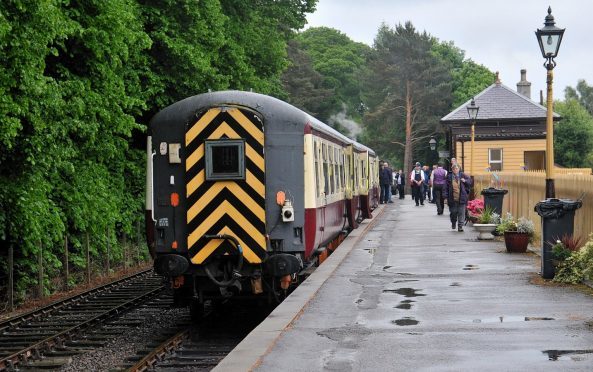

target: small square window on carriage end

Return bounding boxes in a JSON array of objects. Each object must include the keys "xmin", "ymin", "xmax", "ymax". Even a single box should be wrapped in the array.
[{"xmin": 205, "ymin": 140, "xmax": 245, "ymax": 181}]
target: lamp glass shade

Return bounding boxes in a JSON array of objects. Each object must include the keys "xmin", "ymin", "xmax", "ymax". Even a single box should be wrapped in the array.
[
  {"xmin": 429, "ymin": 137, "xmax": 437, "ymax": 151},
  {"xmin": 467, "ymin": 100, "xmax": 479, "ymax": 120},
  {"xmin": 536, "ymin": 31, "xmax": 563, "ymax": 58}
]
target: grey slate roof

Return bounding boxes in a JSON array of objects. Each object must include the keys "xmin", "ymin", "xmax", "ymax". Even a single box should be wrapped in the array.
[{"xmin": 441, "ymin": 82, "xmax": 559, "ymax": 122}]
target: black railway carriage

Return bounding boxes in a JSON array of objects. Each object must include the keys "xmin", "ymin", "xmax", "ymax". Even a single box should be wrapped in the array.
[{"xmin": 146, "ymin": 91, "xmax": 378, "ymax": 314}]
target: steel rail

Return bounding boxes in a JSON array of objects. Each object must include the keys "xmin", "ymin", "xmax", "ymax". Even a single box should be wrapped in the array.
[
  {"xmin": 0, "ymin": 271, "xmax": 164, "ymax": 371},
  {"xmin": 0, "ymin": 268, "xmax": 155, "ymax": 333},
  {"xmin": 126, "ymin": 328, "xmax": 190, "ymax": 372}
]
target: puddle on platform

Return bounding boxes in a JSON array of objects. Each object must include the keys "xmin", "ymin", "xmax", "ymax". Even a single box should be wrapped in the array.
[
  {"xmin": 463, "ymin": 264, "xmax": 479, "ymax": 270},
  {"xmin": 383, "ymin": 265, "xmax": 392, "ymax": 270},
  {"xmin": 448, "ymin": 250, "xmax": 465, "ymax": 253},
  {"xmin": 395, "ymin": 300, "xmax": 415, "ymax": 310},
  {"xmin": 543, "ymin": 349, "xmax": 593, "ymax": 361},
  {"xmin": 392, "ymin": 317, "xmax": 419, "ymax": 326},
  {"xmin": 394, "ymin": 272, "xmax": 414, "ymax": 276},
  {"xmin": 450, "ymin": 282, "xmax": 462, "ymax": 287},
  {"xmin": 393, "ymin": 279, "xmax": 419, "ymax": 284},
  {"xmin": 382, "ymin": 288, "xmax": 426, "ymax": 297},
  {"xmin": 470, "ymin": 316, "xmax": 555, "ymax": 323}
]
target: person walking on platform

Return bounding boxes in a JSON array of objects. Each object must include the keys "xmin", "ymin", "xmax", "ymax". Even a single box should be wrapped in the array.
[
  {"xmin": 380, "ymin": 162, "xmax": 393, "ymax": 204},
  {"xmin": 450, "ymin": 157, "xmax": 462, "ymax": 172},
  {"xmin": 385, "ymin": 162, "xmax": 394, "ymax": 203},
  {"xmin": 396, "ymin": 169, "xmax": 405, "ymax": 199},
  {"xmin": 410, "ymin": 162, "xmax": 425, "ymax": 206},
  {"xmin": 422, "ymin": 165, "xmax": 431, "ymax": 202},
  {"xmin": 429, "ymin": 165, "xmax": 437, "ymax": 203},
  {"xmin": 430, "ymin": 162, "xmax": 448, "ymax": 215},
  {"xmin": 443, "ymin": 164, "xmax": 472, "ymax": 231}
]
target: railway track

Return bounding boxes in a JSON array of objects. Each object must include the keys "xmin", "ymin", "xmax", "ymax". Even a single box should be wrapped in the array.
[
  {"xmin": 0, "ymin": 269, "xmax": 164, "ymax": 371},
  {"xmin": 122, "ymin": 301, "xmax": 275, "ymax": 372}
]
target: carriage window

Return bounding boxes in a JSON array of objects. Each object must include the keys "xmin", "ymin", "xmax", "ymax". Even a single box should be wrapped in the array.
[{"xmin": 205, "ymin": 140, "xmax": 245, "ymax": 180}]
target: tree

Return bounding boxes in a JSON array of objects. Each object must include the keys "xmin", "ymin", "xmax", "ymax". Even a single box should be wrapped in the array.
[
  {"xmin": 0, "ymin": 0, "xmax": 151, "ymax": 298},
  {"xmin": 565, "ymin": 79, "xmax": 593, "ymax": 117},
  {"xmin": 554, "ymin": 99, "xmax": 593, "ymax": 168},
  {"xmin": 432, "ymin": 41, "xmax": 494, "ymax": 107},
  {"xmin": 281, "ymin": 39, "xmax": 335, "ymax": 118},
  {"xmin": 362, "ymin": 22, "xmax": 453, "ymax": 176},
  {"xmin": 294, "ymin": 27, "xmax": 370, "ymax": 122}
]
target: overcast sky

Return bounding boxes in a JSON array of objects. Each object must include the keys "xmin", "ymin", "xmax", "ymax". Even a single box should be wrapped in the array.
[{"xmin": 306, "ymin": 0, "xmax": 592, "ymax": 103}]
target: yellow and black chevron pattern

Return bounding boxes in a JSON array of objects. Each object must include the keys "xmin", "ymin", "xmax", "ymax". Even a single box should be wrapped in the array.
[{"xmin": 185, "ymin": 107, "xmax": 266, "ymax": 264}]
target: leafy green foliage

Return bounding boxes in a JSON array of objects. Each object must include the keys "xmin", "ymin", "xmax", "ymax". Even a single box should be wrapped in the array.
[
  {"xmin": 431, "ymin": 41, "xmax": 494, "ymax": 107},
  {"xmin": 554, "ymin": 235, "xmax": 593, "ymax": 284},
  {"xmin": 565, "ymin": 79, "xmax": 593, "ymax": 117},
  {"xmin": 282, "ymin": 39, "xmax": 335, "ymax": 118},
  {"xmin": 0, "ymin": 0, "xmax": 318, "ymax": 305},
  {"xmin": 554, "ymin": 99, "xmax": 593, "ymax": 168},
  {"xmin": 292, "ymin": 27, "xmax": 370, "ymax": 123}
]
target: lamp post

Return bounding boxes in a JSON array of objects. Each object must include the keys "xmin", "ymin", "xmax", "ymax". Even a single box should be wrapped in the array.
[
  {"xmin": 429, "ymin": 136, "xmax": 437, "ymax": 151},
  {"xmin": 466, "ymin": 98, "xmax": 479, "ymax": 176},
  {"xmin": 536, "ymin": 6, "xmax": 565, "ymax": 198}
]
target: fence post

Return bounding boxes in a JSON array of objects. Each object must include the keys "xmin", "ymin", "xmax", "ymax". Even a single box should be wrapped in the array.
[
  {"xmin": 38, "ymin": 241, "xmax": 44, "ymax": 299},
  {"xmin": 8, "ymin": 244, "xmax": 14, "ymax": 312},
  {"xmin": 106, "ymin": 227, "xmax": 110, "ymax": 276},
  {"xmin": 86, "ymin": 232, "xmax": 91, "ymax": 285},
  {"xmin": 136, "ymin": 220, "xmax": 141, "ymax": 265},
  {"xmin": 122, "ymin": 232, "xmax": 127, "ymax": 274},
  {"xmin": 64, "ymin": 235, "xmax": 69, "ymax": 290}
]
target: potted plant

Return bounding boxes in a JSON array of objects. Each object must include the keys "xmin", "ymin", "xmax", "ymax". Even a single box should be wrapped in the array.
[
  {"xmin": 496, "ymin": 213, "xmax": 535, "ymax": 253},
  {"xmin": 473, "ymin": 205, "xmax": 500, "ymax": 240},
  {"xmin": 466, "ymin": 198, "xmax": 484, "ymax": 224}
]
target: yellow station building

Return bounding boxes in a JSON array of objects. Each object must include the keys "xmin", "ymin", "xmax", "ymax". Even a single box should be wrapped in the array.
[{"xmin": 440, "ymin": 70, "xmax": 560, "ymax": 174}]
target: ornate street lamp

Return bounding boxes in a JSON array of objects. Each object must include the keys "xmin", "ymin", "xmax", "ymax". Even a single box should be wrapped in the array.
[
  {"xmin": 536, "ymin": 6, "xmax": 565, "ymax": 198},
  {"xmin": 429, "ymin": 136, "xmax": 437, "ymax": 151},
  {"xmin": 466, "ymin": 98, "xmax": 479, "ymax": 175}
]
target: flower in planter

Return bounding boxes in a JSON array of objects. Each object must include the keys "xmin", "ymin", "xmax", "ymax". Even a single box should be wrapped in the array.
[
  {"xmin": 476, "ymin": 205, "xmax": 500, "ymax": 224},
  {"xmin": 467, "ymin": 198, "xmax": 484, "ymax": 216},
  {"xmin": 496, "ymin": 213, "xmax": 535, "ymax": 244}
]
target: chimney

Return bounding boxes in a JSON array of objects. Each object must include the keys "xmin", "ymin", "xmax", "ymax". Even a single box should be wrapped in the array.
[{"xmin": 517, "ymin": 69, "xmax": 531, "ymax": 99}]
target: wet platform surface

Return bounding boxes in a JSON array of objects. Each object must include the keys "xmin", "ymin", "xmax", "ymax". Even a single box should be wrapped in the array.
[{"xmin": 256, "ymin": 199, "xmax": 593, "ymax": 371}]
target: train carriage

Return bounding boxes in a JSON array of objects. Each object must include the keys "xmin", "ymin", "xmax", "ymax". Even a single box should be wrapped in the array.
[{"xmin": 146, "ymin": 91, "xmax": 377, "ymax": 315}]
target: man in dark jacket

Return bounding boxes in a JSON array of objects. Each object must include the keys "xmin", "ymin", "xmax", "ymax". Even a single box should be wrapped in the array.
[
  {"xmin": 443, "ymin": 164, "xmax": 472, "ymax": 231},
  {"xmin": 379, "ymin": 162, "xmax": 393, "ymax": 204},
  {"xmin": 395, "ymin": 169, "xmax": 405, "ymax": 199},
  {"xmin": 410, "ymin": 162, "xmax": 425, "ymax": 206}
]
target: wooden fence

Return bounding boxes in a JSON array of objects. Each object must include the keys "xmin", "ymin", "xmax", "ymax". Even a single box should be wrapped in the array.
[{"xmin": 473, "ymin": 171, "xmax": 593, "ymax": 246}]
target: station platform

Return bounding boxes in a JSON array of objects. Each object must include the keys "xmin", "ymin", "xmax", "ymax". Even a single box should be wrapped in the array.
[{"xmin": 215, "ymin": 198, "xmax": 593, "ymax": 371}]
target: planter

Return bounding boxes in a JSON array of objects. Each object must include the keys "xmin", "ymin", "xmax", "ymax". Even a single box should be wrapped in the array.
[
  {"xmin": 473, "ymin": 223, "xmax": 497, "ymax": 240},
  {"xmin": 503, "ymin": 231, "xmax": 530, "ymax": 253}
]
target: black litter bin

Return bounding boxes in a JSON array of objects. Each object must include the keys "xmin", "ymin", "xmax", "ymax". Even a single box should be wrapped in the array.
[
  {"xmin": 481, "ymin": 187, "xmax": 508, "ymax": 216},
  {"xmin": 534, "ymin": 198, "xmax": 583, "ymax": 279}
]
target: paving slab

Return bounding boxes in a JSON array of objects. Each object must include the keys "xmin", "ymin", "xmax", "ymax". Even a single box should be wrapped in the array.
[{"xmin": 222, "ymin": 199, "xmax": 593, "ymax": 371}]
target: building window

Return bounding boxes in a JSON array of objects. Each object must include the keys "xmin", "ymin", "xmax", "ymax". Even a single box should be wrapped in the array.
[
  {"xmin": 489, "ymin": 148, "xmax": 503, "ymax": 171},
  {"xmin": 205, "ymin": 140, "xmax": 245, "ymax": 180}
]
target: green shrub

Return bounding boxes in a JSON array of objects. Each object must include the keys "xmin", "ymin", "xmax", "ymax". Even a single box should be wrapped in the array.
[{"xmin": 554, "ymin": 234, "xmax": 593, "ymax": 283}]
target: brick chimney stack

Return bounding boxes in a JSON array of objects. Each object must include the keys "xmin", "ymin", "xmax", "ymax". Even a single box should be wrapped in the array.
[{"xmin": 517, "ymin": 69, "xmax": 531, "ymax": 99}]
